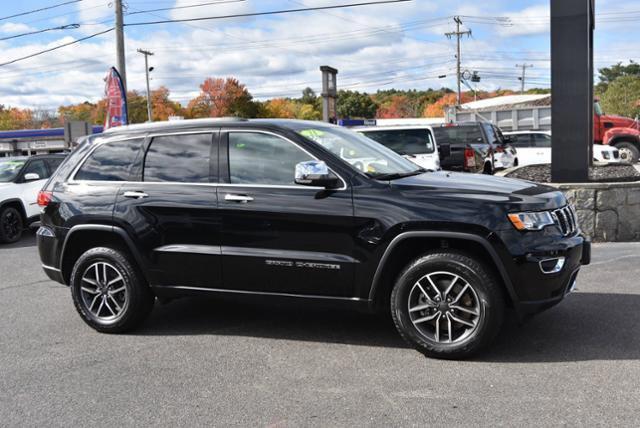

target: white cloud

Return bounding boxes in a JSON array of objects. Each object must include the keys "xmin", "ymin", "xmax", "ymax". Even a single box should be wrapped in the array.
[
  {"xmin": 0, "ymin": 22, "xmax": 35, "ymax": 34},
  {"xmin": 496, "ymin": 4, "xmax": 549, "ymax": 37}
]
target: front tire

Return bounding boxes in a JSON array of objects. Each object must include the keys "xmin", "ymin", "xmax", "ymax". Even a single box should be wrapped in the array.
[
  {"xmin": 390, "ymin": 251, "xmax": 504, "ymax": 359},
  {"xmin": 0, "ymin": 206, "xmax": 23, "ymax": 244},
  {"xmin": 614, "ymin": 141, "xmax": 640, "ymax": 163},
  {"xmin": 70, "ymin": 247, "xmax": 154, "ymax": 333}
]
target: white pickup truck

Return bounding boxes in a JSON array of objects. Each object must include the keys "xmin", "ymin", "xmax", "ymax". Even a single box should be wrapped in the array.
[{"xmin": 0, "ymin": 154, "xmax": 66, "ymax": 243}]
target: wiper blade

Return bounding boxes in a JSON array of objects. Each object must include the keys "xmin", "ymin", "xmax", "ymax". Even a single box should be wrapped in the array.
[{"xmin": 369, "ymin": 169, "xmax": 426, "ymax": 180}]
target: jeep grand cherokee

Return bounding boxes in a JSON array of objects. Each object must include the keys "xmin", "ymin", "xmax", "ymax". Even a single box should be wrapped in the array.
[{"xmin": 37, "ymin": 119, "xmax": 590, "ymax": 359}]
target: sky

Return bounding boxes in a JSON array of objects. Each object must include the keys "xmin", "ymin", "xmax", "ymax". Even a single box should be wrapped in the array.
[{"xmin": 0, "ymin": 0, "xmax": 638, "ymax": 110}]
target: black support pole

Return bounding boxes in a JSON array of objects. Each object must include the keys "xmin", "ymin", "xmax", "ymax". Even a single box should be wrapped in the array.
[{"xmin": 550, "ymin": 0, "xmax": 594, "ymax": 183}]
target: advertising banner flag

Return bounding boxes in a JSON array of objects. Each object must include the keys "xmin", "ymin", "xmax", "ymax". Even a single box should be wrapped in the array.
[{"xmin": 104, "ymin": 67, "xmax": 128, "ymax": 129}]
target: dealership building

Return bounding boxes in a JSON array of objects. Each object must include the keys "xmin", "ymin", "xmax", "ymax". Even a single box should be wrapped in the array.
[{"xmin": 0, "ymin": 125, "xmax": 103, "ymax": 157}]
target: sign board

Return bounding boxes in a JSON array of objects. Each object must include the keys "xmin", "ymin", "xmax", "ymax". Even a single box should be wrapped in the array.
[{"xmin": 64, "ymin": 121, "xmax": 91, "ymax": 146}]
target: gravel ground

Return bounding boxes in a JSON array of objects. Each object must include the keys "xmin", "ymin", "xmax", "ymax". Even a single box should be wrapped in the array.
[
  {"xmin": 506, "ymin": 164, "xmax": 640, "ymax": 183},
  {"xmin": 2, "ymin": 233, "xmax": 640, "ymax": 426}
]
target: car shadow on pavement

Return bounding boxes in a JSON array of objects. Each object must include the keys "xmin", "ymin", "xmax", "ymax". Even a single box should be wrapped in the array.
[
  {"xmin": 1, "ymin": 231, "xmax": 37, "ymax": 250},
  {"xmin": 137, "ymin": 291, "xmax": 640, "ymax": 362}
]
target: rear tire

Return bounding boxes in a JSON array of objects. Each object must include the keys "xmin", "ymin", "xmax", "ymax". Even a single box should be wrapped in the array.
[
  {"xmin": 70, "ymin": 247, "xmax": 154, "ymax": 333},
  {"xmin": 0, "ymin": 206, "xmax": 23, "ymax": 244},
  {"xmin": 614, "ymin": 141, "xmax": 640, "ymax": 163},
  {"xmin": 390, "ymin": 250, "xmax": 504, "ymax": 359}
]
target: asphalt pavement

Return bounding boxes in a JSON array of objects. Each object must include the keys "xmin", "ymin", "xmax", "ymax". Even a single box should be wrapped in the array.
[{"xmin": 1, "ymin": 233, "xmax": 640, "ymax": 426}]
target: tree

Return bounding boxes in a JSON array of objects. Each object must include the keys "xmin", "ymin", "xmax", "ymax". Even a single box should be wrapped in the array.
[
  {"xmin": 187, "ymin": 77, "xmax": 258, "ymax": 118},
  {"xmin": 600, "ymin": 75, "xmax": 640, "ymax": 118},
  {"xmin": 336, "ymin": 90, "xmax": 377, "ymax": 118},
  {"xmin": 376, "ymin": 94, "xmax": 420, "ymax": 118},
  {"xmin": 58, "ymin": 102, "xmax": 97, "ymax": 123},
  {"xmin": 262, "ymin": 98, "xmax": 296, "ymax": 118},
  {"xmin": 150, "ymin": 86, "xmax": 183, "ymax": 121},
  {"xmin": 596, "ymin": 61, "xmax": 640, "ymax": 95},
  {"xmin": 0, "ymin": 106, "xmax": 34, "ymax": 130},
  {"xmin": 300, "ymin": 87, "xmax": 317, "ymax": 105}
]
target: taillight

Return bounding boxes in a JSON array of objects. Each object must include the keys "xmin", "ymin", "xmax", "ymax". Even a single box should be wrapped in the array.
[
  {"xmin": 37, "ymin": 191, "xmax": 53, "ymax": 207},
  {"xmin": 464, "ymin": 147, "xmax": 476, "ymax": 169}
]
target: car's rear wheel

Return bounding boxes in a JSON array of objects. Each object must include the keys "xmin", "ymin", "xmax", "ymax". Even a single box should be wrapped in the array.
[
  {"xmin": 70, "ymin": 247, "xmax": 154, "ymax": 333},
  {"xmin": 614, "ymin": 141, "xmax": 640, "ymax": 163},
  {"xmin": 0, "ymin": 206, "xmax": 23, "ymax": 244},
  {"xmin": 390, "ymin": 251, "xmax": 504, "ymax": 359}
]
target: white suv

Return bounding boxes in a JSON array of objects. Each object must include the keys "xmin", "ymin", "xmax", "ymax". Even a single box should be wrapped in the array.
[
  {"xmin": 0, "ymin": 154, "xmax": 66, "ymax": 243},
  {"xmin": 355, "ymin": 125, "xmax": 441, "ymax": 171}
]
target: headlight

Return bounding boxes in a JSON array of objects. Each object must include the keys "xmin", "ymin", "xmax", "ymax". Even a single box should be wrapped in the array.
[{"xmin": 508, "ymin": 211, "xmax": 555, "ymax": 231}]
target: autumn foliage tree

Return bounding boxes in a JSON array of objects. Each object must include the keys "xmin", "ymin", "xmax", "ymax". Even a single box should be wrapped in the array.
[{"xmin": 187, "ymin": 77, "xmax": 257, "ymax": 118}]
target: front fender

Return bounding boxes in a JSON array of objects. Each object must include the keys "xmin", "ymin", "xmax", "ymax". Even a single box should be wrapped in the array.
[{"xmin": 603, "ymin": 127, "xmax": 640, "ymax": 146}]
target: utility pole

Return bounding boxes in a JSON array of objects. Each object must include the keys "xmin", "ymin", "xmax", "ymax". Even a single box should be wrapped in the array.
[
  {"xmin": 137, "ymin": 49, "xmax": 154, "ymax": 122},
  {"xmin": 516, "ymin": 63, "xmax": 533, "ymax": 94},
  {"xmin": 115, "ymin": 0, "xmax": 127, "ymax": 90},
  {"xmin": 445, "ymin": 16, "xmax": 472, "ymax": 106}
]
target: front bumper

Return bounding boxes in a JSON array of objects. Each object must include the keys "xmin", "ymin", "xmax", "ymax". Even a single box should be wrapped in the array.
[{"xmin": 498, "ymin": 231, "xmax": 590, "ymax": 318}]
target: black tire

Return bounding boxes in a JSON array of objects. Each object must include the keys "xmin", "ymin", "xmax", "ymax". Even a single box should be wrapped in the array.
[
  {"xmin": 70, "ymin": 247, "xmax": 154, "ymax": 333},
  {"xmin": 0, "ymin": 206, "xmax": 23, "ymax": 244},
  {"xmin": 390, "ymin": 250, "xmax": 504, "ymax": 359},
  {"xmin": 614, "ymin": 141, "xmax": 640, "ymax": 163}
]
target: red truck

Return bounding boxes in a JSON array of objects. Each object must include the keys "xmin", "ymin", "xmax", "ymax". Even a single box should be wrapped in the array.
[{"xmin": 596, "ymin": 100, "xmax": 640, "ymax": 162}]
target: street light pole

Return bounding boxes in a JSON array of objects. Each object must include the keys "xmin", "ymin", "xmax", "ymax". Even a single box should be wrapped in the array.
[{"xmin": 137, "ymin": 49, "xmax": 154, "ymax": 122}]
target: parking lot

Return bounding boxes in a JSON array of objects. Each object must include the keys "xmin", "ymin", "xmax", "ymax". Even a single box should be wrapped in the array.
[{"xmin": 1, "ymin": 233, "xmax": 639, "ymax": 426}]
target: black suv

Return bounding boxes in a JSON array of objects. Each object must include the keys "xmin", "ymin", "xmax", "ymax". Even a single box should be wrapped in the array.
[{"xmin": 37, "ymin": 119, "xmax": 590, "ymax": 359}]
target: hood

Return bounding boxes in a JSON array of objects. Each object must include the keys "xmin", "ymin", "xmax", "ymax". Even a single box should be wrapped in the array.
[
  {"xmin": 601, "ymin": 114, "xmax": 640, "ymax": 130},
  {"xmin": 390, "ymin": 171, "xmax": 565, "ymax": 210}
]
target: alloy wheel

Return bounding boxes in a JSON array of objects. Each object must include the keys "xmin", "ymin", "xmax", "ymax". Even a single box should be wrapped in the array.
[
  {"xmin": 1, "ymin": 210, "xmax": 21, "ymax": 241},
  {"xmin": 79, "ymin": 262, "xmax": 128, "ymax": 322},
  {"xmin": 407, "ymin": 271, "xmax": 482, "ymax": 343}
]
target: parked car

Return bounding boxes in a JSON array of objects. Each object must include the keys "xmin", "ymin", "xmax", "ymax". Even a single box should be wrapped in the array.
[
  {"xmin": 0, "ymin": 154, "xmax": 66, "ymax": 243},
  {"xmin": 354, "ymin": 125, "xmax": 441, "ymax": 171},
  {"xmin": 505, "ymin": 131, "xmax": 622, "ymax": 166},
  {"xmin": 37, "ymin": 118, "xmax": 590, "ymax": 359},
  {"xmin": 432, "ymin": 122, "xmax": 517, "ymax": 174}
]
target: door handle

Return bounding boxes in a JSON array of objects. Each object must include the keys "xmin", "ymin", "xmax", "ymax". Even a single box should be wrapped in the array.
[
  {"xmin": 224, "ymin": 193, "xmax": 253, "ymax": 203},
  {"xmin": 123, "ymin": 191, "xmax": 149, "ymax": 199}
]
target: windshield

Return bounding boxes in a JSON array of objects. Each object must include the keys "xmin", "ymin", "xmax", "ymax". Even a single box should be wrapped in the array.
[
  {"xmin": 359, "ymin": 128, "xmax": 436, "ymax": 155},
  {"xmin": 292, "ymin": 124, "xmax": 421, "ymax": 178},
  {"xmin": 433, "ymin": 125, "xmax": 483, "ymax": 144},
  {"xmin": 0, "ymin": 159, "xmax": 26, "ymax": 182}
]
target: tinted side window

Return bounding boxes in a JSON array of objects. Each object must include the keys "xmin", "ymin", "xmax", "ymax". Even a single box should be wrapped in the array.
[
  {"xmin": 75, "ymin": 139, "xmax": 143, "ymax": 181},
  {"xmin": 362, "ymin": 129, "xmax": 435, "ymax": 155},
  {"xmin": 144, "ymin": 134, "xmax": 212, "ymax": 183},
  {"xmin": 511, "ymin": 135, "xmax": 533, "ymax": 148},
  {"xmin": 533, "ymin": 134, "xmax": 552, "ymax": 148},
  {"xmin": 433, "ymin": 126, "xmax": 483, "ymax": 145},
  {"xmin": 23, "ymin": 160, "xmax": 49, "ymax": 180},
  {"xmin": 228, "ymin": 132, "xmax": 312, "ymax": 185},
  {"xmin": 46, "ymin": 157, "xmax": 65, "ymax": 174}
]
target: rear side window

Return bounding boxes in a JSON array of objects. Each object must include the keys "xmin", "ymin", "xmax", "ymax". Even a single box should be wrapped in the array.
[
  {"xmin": 433, "ymin": 126, "xmax": 484, "ymax": 144},
  {"xmin": 75, "ymin": 139, "xmax": 143, "ymax": 181},
  {"xmin": 144, "ymin": 133, "xmax": 212, "ymax": 183},
  {"xmin": 533, "ymin": 134, "xmax": 552, "ymax": 148},
  {"xmin": 228, "ymin": 132, "xmax": 312, "ymax": 185},
  {"xmin": 362, "ymin": 129, "xmax": 435, "ymax": 155}
]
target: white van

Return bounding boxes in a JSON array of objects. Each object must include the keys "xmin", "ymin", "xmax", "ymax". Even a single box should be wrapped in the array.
[{"xmin": 355, "ymin": 125, "xmax": 441, "ymax": 171}]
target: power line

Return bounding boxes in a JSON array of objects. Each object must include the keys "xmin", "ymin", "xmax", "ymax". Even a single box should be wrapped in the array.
[
  {"xmin": 445, "ymin": 16, "xmax": 472, "ymax": 106},
  {"xmin": 126, "ymin": 0, "xmax": 247, "ymax": 16},
  {"xmin": 0, "ymin": 0, "xmax": 83, "ymax": 22},
  {"xmin": 0, "ymin": 28, "xmax": 113, "ymax": 68},
  {"xmin": 124, "ymin": 0, "xmax": 413, "ymax": 26},
  {"xmin": 516, "ymin": 63, "xmax": 534, "ymax": 94},
  {"xmin": 0, "ymin": 23, "xmax": 80, "ymax": 42}
]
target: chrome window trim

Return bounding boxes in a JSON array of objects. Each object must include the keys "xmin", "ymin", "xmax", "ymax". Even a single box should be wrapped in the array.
[
  {"xmin": 68, "ymin": 129, "xmax": 348, "ymax": 191},
  {"xmin": 225, "ymin": 129, "xmax": 348, "ymax": 191}
]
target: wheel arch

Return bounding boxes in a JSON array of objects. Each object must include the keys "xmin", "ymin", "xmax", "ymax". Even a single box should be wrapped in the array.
[
  {"xmin": 60, "ymin": 225, "xmax": 148, "ymax": 285},
  {"xmin": 0, "ymin": 198, "xmax": 28, "ymax": 223},
  {"xmin": 368, "ymin": 231, "xmax": 519, "ymax": 314}
]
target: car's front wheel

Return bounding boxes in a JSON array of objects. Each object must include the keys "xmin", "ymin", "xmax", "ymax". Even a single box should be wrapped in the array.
[
  {"xmin": 70, "ymin": 247, "xmax": 155, "ymax": 333},
  {"xmin": 390, "ymin": 251, "xmax": 504, "ymax": 359},
  {"xmin": 0, "ymin": 206, "xmax": 23, "ymax": 244},
  {"xmin": 614, "ymin": 141, "xmax": 640, "ymax": 163}
]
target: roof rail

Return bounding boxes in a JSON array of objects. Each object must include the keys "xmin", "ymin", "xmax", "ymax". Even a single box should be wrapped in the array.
[{"xmin": 102, "ymin": 117, "xmax": 248, "ymax": 133}]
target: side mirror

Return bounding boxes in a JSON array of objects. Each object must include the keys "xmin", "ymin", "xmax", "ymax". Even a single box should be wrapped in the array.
[
  {"xmin": 23, "ymin": 173, "xmax": 41, "ymax": 182},
  {"xmin": 295, "ymin": 160, "xmax": 340, "ymax": 189}
]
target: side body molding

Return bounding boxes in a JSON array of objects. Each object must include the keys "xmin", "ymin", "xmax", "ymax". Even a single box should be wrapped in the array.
[{"xmin": 368, "ymin": 231, "xmax": 519, "ymax": 312}]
